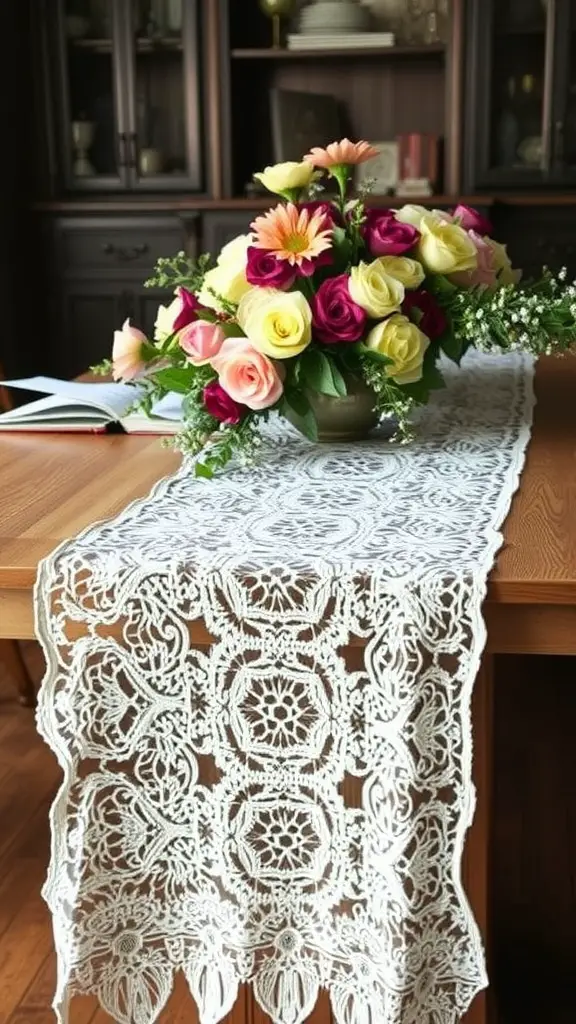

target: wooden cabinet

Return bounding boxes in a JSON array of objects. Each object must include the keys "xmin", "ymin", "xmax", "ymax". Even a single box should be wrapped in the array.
[
  {"xmin": 491, "ymin": 203, "xmax": 576, "ymax": 280},
  {"xmin": 46, "ymin": 213, "xmax": 198, "ymax": 377},
  {"xmin": 201, "ymin": 210, "xmax": 258, "ymax": 255},
  {"xmin": 464, "ymin": 0, "xmax": 576, "ymax": 192},
  {"xmin": 41, "ymin": 0, "xmax": 203, "ymax": 193}
]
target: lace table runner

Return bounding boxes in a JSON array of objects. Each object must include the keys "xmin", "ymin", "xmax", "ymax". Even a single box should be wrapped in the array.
[{"xmin": 34, "ymin": 350, "xmax": 534, "ymax": 1024}]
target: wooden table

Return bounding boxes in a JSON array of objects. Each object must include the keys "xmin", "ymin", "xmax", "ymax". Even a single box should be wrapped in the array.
[{"xmin": 1, "ymin": 355, "xmax": 575, "ymax": 1024}]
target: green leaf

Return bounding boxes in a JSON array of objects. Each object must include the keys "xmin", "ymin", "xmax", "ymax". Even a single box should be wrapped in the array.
[
  {"xmin": 153, "ymin": 366, "xmax": 196, "ymax": 393},
  {"xmin": 194, "ymin": 461, "xmax": 214, "ymax": 479},
  {"xmin": 438, "ymin": 325, "xmax": 463, "ymax": 363},
  {"xmin": 299, "ymin": 350, "xmax": 347, "ymax": 398},
  {"xmin": 330, "ymin": 224, "xmax": 352, "ymax": 270},
  {"xmin": 329, "ymin": 360, "xmax": 347, "ymax": 397},
  {"xmin": 281, "ymin": 390, "xmax": 318, "ymax": 442},
  {"xmin": 428, "ymin": 273, "xmax": 458, "ymax": 297},
  {"xmin": 357, "ymin": 343, "xmax": 394, "ymax": 366}
]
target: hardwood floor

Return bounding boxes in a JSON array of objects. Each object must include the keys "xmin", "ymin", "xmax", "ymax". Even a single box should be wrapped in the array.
[{"xmin": 0, "ymin": 646, "xmax": 574, "ymax": 1022}]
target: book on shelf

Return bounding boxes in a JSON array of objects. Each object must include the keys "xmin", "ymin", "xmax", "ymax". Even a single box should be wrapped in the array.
[
  {"xmin": 0, "ymin": 377, "xmax": 183, "ymax": 435},
  {"xmin": 286, "ymin": 32, "xmax": 395, "ymax": 50}
]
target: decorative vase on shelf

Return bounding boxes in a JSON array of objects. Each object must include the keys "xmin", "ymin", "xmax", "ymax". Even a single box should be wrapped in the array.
[
  {"xmin": 258, "ymin": 0, "xmax": 297, "ymax": 47},
  {"xmin": 71, "ymin": 120, "xmax": 95, "ymax": 177},
  {"xmin": 285, "ymin": 374, "xmax": 381, "ymax": 442}
]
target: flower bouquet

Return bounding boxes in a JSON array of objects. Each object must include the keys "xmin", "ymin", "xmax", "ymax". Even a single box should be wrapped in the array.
[{"xmin": 98, "ymin": 139, "xmax": 576, "ymax": 477}]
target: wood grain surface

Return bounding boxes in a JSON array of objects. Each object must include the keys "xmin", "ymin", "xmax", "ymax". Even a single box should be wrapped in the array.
[{"xmin": 0, "ymin": 355, "xmax": 575, "ymax": 644}]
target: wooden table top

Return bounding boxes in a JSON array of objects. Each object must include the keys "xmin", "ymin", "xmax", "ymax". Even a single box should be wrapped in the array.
[{"xmin": 0, "ymin": 356, "xmax": 575, "ymax": 646}]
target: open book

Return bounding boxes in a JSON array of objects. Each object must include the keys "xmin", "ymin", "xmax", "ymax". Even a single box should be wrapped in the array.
[{"xmin": 0, "ymin": 376, "xmax": 183, "ymax": 434}]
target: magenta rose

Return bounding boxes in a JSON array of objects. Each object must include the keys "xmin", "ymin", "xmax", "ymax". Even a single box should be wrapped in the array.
[
  {"xmin": 172, "ymin": 286, "xmax": 202, "ymax": 333},
  {"xmin": 363, "ymin": 209, "xmax": 419, "ymax": 256},
  {"xmin": 203, "ymin": 379, "xmax": 247, "ymax": 425},
  {"xmin": 311, "ymin": 274, "xmax": 367, "ymax": 344},
  {"xmin": 451, "ymin": 204, "xmax": 493, "ymax": 237},
  {"xmin": 246, "ymin": 246, "xmax": 296, "ymax": 289},
  {"xmin": 298, "ymin": 200, "xmax": 338, "ymax": 231},
  {"xmin": 402, "ymin": 288, "xmax": 447, "ymax": 340}
]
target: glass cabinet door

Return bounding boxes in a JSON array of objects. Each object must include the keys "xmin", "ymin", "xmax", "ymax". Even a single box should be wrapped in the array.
[
  {"xmin": 465, "ymin": 0, "xmax": 555, "ymax": 189},
  {"xmin": 121, "ymin": 0, "xmax": 203, "ymax": 191},
  {"xmin": 488, "ymin": 0, "xmax": 549, "ymax": 182},
  {"xmin": 57, "ymin": 0, "xmax": 128, "ymax": 189},
  {"xmin": 553, "ymin": 0, "xmax": 576, "ymax": 181}
]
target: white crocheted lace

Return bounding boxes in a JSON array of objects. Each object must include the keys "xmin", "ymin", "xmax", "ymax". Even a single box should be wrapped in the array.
[{"xmin": 34, "ymin": 350, "xmax": 534, "ymax": 1024}]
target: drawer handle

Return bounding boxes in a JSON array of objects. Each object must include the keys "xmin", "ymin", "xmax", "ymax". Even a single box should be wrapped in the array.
[{"xmin": 101, "ymin": 242, "xmax": 149, "ymax": 261}]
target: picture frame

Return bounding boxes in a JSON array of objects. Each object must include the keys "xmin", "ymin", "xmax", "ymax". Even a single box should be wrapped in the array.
[
  {"xmin": 354, "ymin": 141, "xmax": 399, "ymax": 195},
  {"xmin": 270, "ymin": 88, "xmax": 344, "ymax": 163}
]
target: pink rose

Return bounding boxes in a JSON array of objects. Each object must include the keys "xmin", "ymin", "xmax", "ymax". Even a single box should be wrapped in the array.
[
  {"xmin": 112, "ymin": 318, "xmax": 147, "ymax": 381},
  {"xmin": 362, "ymin": 209, "xmax": 420, "ymax": 257},
  {"xmin": 179, "ymin": 320, "xmax": 225, "ymax": 365},
  {"xmin": 246, "ymin": 247, "xmax": 296, "ymax": 289},
  {"xmin": 203, "ymin": 379, "xmax": 246, "ymax": 425},
  {"xmin": 311, "ymin": 274, "xmax": 366, "ymax": 344},
  {"xmin": 213, "ymin": 338, "xmax": 284, "ymax": 411},
  {"xmin": 450, "ymin": 230, "xmax": 497, "ymax": 290},
  {"xmin": 451, "ymin": 204, "xmax": 493, "ymax": 237}
]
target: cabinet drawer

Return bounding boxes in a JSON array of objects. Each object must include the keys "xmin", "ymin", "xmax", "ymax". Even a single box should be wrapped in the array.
[{"xmin": 53, "ymin": 216, "xmax": 190, "ymax": 275}]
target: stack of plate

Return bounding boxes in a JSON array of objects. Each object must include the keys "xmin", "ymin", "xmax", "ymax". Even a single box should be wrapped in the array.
[{"xmin": 297, "ymin": 0, "xmax": 370, "ymax": 34}]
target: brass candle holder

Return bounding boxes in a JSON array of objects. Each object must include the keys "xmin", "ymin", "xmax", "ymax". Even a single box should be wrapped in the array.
[{"xmin": 258, "ymin": 0, "xmax": 296, "ymax": 48}]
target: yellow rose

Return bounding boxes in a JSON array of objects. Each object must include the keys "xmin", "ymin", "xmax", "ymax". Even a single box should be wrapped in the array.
[
  {"xmin": 349, "ymin": 260, "xmax": 405, "ymax": 319},
  {"xmin": 253, "ymin": 161, "xmax": 315, "ymax": 195},
  {"xmin": 197, "ymin": 233, "xmax": 252, "ymax": 312},
  {"xmin": 365, "ymin": 313, "xmax": 430, "ymax": 384},
  {"xmin": 488, "ymin": 238, "xmax": 522, "ymax": 286},
  {"xmin": 238, "ymin": 289, "xmax": 312, "ymax": 359},
  {"xmin": 394, "ymin": 204, "xmax": 452, "ymax": 229},
  {"xmin": 417, "ymin": 214, "xmax": 478, "ymax": 275},
  {"xmin": 376, "ymin": 255, "xmax": 425, "ymax": 290}
]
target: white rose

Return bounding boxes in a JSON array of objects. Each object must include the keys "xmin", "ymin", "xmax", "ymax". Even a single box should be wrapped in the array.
[
  {"xmin": 217, "ymin": 233, "xmax": 252, "ymax": 268},
  {"xmin": 198, "ymin": 264, "xmax": 252, "ymax": 312},
  {"xmin": 154, "ymin": 295, "xmax": 181, "ymax": 342}
]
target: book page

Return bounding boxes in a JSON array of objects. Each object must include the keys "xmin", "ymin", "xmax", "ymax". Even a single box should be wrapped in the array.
[
  {"xmin": 2, "ymin": 376, "xmax": 144, "ymax": 419},
  {"xmin": 0, "ymin": 394, "xmax": 111, "ymax": 426}
]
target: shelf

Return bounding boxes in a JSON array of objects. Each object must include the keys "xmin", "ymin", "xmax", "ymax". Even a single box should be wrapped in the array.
[
  {"xmin": 31, "ymin": 194, "xmax": 497, "ymax": 214},
  {"xmin": 70, "ymin": 37, "xmax": 182, "ymax": 54},
  {"xmin": 231, "ymin": 43, "xmax": 445, "ymax": 60}
]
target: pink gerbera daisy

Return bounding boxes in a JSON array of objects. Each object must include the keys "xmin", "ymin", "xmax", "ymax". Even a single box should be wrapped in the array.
[
  {"xmin": 250, "ymin": 203, "xmax": 333, "ymax": 267},
  {"xmin": 304, "ymin": 138, "xmax": 379, "ymax": 169}
]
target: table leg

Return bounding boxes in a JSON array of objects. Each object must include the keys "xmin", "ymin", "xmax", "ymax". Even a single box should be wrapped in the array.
[{"xmin": 461, "ymin": 656, "xmax": 495, "ymax": 1024}]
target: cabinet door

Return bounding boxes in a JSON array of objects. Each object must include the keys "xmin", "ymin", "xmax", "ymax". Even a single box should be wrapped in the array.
[
  {"xmin": 54, "ymin": 0, "xmax": 129, "ymax": 191},
  {"xmin": 56, "ymin": 281, "xmax": 131, "ymax": 378},
  {"xmin": 491, "ymin": 205, "xmax": 576, "ymax": 282},
  {"xmin": 202, "ymin": 211, "xmax": 257, "ymax": 257},
  {"xmin": 120, "ymin": 0, "xmax": 203, "ymax": 191},
  {"xmin": 551, "ymin": 0, "xmax": 576, "ymax": 183},
  {"xmin": 464, "ymin": 0, "xmax": 554, "ymax": 190}
]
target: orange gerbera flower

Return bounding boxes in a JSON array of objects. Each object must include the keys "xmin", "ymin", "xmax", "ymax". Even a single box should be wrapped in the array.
[
  {"xmin": 304, "ymin": 138, "xmax": 379, "ymax": 169},
  {"xmin": 250, "ymin": 203, "xmax": 333, "ymax": 266}
]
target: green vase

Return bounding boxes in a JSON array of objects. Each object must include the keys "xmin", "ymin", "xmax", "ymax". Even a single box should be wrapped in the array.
[{"xmin": 286, "ymin": 375, "xmax": 381, "ymax": 442}]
